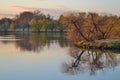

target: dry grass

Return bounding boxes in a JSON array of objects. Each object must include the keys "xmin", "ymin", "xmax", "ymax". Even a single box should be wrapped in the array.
[{"xmin": 75, "ymin": 39, "xmax": 120, "ymax": 50}]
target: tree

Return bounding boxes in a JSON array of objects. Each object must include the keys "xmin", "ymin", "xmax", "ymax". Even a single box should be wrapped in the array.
[
  {"xmin": 60, "ymin": 13, "xmax": 91, "ymax": 41},
  {"xmin": 33, "ymin": 10, "xmax": 46, "ymax": 20},
  {"xmin": 87, "ymin": 13, "xmax": 119, "ymax": 39},
  {"xmin": 0, "ymin": 18, "xmax": 12, "ymax": 31},
  {"xmin": 60, "ymin": 12, "xmax": 120, "ymax": 42},
  {"xmin": 29, "ymin": 18, "xmax": 45, "ymax": 32},
  {"xmin": 10, "ymin": 22, "xmax": 15, "ymax": 31},
  {"xmin": 37, "ymin": 19, "xmax": 44, "ymax": 32},
  {"xmin": 15, "ymin": 11, "xmax": 34, "ymax": 31},
  {"xmin": 56, "ymin": 22, "xmax": 66, "ymax": 33},
  {"xmin": 29, "ymin": 19, "xmax": 37, "ymax": 31}
]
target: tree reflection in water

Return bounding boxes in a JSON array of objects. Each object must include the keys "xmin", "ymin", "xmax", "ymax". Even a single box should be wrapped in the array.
[
  {"xmin": 0, "ymin": 32, "xmax": 69, "ymax": 53},
  {"xmin": 16, "ymin": 33, "xmax": 69, "ymax": 52},
  {"xmin": 61, "ymin": 46, "xmax": 120, "ymax": 75}
]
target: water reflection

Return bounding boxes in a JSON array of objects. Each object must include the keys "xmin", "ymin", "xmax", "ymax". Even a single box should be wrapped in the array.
[
  {"xmin": 61, "ymin": 46, "xmax": 120, "ymax": 75},
  {"xmin": 0, "ymin": 32, "xmax": 69, "ymax": 53},
  {"xmin": 0, "ymin": 33, "xmax": 120, "ymax": 80}
]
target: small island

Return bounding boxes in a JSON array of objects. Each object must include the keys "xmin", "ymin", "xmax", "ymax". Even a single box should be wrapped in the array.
[{"xmin": 59, "ymin": 12, "xmax": 120, "ymax": 50}]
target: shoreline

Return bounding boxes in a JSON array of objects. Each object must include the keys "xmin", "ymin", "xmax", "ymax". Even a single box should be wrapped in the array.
[{"xmin": 75, "ymin": 39, "xmax": 120, "ymax": 50}]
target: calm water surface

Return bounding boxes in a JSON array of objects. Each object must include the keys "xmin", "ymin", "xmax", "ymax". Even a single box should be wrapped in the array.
[{"xmin": 0, "ymin": 33, "xmax": 120, "ymax": 80}]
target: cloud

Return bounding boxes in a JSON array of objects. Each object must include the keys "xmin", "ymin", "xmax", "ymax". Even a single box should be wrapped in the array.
[
  {"xmin": 12, "ymin": 6, "xmax": 33, "ymax": 11},
  {"xmin": 55, "ymin": 5, "xmax": 71, "ymax": 10},
  {"xmin": 0, "ymin": 13, "xmax": 15, "ymax": 19},
  {"xmin": 0, "ymin": 5, "xmax": 72, "ymax": 19},
  {"xmin": 11, "ymin": 6, "xmax": 70, "ymax": 19},
  {"xmin": 0, "ymin": 13, "xmax": 14, "ymax": 17}
]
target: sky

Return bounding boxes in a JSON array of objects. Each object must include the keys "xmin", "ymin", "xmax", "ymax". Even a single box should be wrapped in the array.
[{"xmin": 0, "ymin": 0, "xmax": 120, "ymax": 19}]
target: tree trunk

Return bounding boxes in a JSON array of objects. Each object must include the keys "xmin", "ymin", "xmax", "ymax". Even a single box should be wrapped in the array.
[{"xmin": 72, "ymin": 20, "xmax": 90, "ymax": 41}]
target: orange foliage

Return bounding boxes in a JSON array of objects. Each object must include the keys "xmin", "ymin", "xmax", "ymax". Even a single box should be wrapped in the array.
[{"xmin": 59, "ymin": 12, "xmax": 120, "ymax": 42}]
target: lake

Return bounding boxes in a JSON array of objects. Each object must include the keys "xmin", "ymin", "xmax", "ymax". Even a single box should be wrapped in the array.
[{"xmin": 0, "ymin": 32, "xmax": 120, "ymax": 80}]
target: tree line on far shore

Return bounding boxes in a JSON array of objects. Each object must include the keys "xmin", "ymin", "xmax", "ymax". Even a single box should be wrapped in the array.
[{"xmin": 0, "ymin": 10, "xmax": 65, "ymax": 32}]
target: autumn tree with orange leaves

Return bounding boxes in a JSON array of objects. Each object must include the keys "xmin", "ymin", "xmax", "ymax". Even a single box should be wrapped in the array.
[{"xmin": 59, "ymin": 12, "xmax": 120, "ymax": 42}]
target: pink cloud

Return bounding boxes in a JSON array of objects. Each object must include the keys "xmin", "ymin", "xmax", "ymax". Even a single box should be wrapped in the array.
[
  {"xmin": 0, "ymin": 13, "xmax": 15, "ymax": 19},
  {"xmin": 0, "ymin": 5, "xmax": 72, "ymax": 19},
  {"xmin": 12, "ymin": 6, "xmax": 33, "ymax": 12},
  {"xmin": 11, "ymin": 6, "xmax": 69, "ymax": 19}
]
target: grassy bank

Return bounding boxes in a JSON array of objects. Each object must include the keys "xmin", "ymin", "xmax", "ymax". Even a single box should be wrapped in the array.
[{"xmin": 75, "ymin": 39, "xmax": 120, "ymax": 50}]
